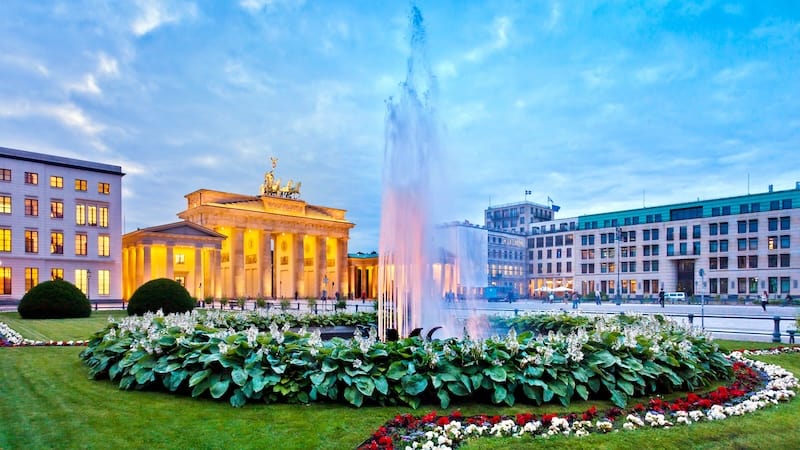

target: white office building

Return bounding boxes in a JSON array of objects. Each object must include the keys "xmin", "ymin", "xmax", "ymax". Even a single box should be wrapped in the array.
[{"xmin": 0, "ymin": 147, "xmax": 124, "ymax": 301}]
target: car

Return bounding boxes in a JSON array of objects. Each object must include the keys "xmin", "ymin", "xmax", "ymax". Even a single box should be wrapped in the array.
[{"xmin": 664, "ymin": 292, "xmax": 686, "ymax": 303}]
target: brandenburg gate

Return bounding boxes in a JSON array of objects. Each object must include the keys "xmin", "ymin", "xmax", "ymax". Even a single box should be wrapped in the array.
[{"xmin": 122, "ymin": 158, "xmax": 354, "ymax": 300}]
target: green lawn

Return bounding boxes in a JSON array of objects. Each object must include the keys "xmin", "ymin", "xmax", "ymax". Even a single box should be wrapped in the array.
[
  {"xmin": 0, "ymin": 317, "xmax": 798, "ymax": 449},
  {"xmin": 0, "ymin": 311, "xmax": 127, "ymax": 341}
]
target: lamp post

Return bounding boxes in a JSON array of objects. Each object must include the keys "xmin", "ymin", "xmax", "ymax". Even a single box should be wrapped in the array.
[
  {"xmin": 86, "ymin": 269, "xmax": 92, "ymax": 302},
  {"xmin": 615, "ymin": 227, "xmax": 622, "ymax": 305},
  {"xmin": 699, "ymin": 268, "xmax": 705, "ymax": 330}
]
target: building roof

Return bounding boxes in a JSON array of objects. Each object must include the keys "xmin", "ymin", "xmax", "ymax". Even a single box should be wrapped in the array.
[{"xmin": 0, "ymin": 146, "xmax": 124, "ymax": 176}]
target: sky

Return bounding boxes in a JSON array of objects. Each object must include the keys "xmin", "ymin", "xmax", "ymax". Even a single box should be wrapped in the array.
[{"xmin": 1, "ymin": 0, "xmax": 799, "ymax": 252}]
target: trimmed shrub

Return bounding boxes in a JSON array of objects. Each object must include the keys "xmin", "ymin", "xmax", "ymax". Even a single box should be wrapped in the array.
[
  {"xmin": 127, "ymin": 278, "xmax": 194, "ymax": 316},
  {"xmin": 18, "ymin": 279, "xmax": 91, "ymax": 319}
]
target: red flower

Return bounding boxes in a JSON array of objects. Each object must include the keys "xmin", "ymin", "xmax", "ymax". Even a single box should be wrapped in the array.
[{"xmin": 436, "ymin": 416, "xmax": 450, "ymax": 426}]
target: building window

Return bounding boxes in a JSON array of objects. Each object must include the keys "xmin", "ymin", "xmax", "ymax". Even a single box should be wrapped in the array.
[
  {"xmin": 98, "ymin": 269, "xmax": 110, "ymax": 295},
  {"xmin": 780, "ymin": 254, "xmax": 790, "ymax": 267},
  {"xmin": 0, "ymin": 267, "xmax": 10, "ymax": 294},
  {"xmin": 781, "ymin": 277, "xmax": 791, "ymax": 293},
  {"xmin": 0, "ymin": 195, "xmax": 11, "ymax": 214},
  {"xmin": 679, "ymin": 242, "xmax": 687, "ymax": 255},
  {"xmin": 767, "ymin": 236, "xmax": 777, "ymax": 250},
  {"xmin": 737, "ymin": 221, "xmax": 746, "ymax": 233},
  {"xmin": 25, "ymin": 267, "xmax": 38, "ymax": 292},
  {"xmin": 51, "ymin": 268, "xmax": 64, "ymax": 280},
  {"xmin": 709, "ymin": 223, "xmax": 718, "ymax": 235},
  {"xmin": 50, "ymin": 176, "xmax": 63, "ymax": 189},
  {"xmin": 768, "ymin": 255, "xmax": 778, "ymax": 267},
  {"xmin": 709, "ymin": 240, "xmax": 718, "ymax": 252},
  {"xmin": 667, "ymin": 243, "xmax": 674, "ymax": 256},
  {"xmin": 75, "ymin": 269, "xmax": 88, "ymax": 295},
  {"xmin": 748, "ymin": 219, "xmax": 758, "ymax": 233},
  {"xmin": 737, "ymin": 238, "xmax": 746, "ymax": 251},
  {"xmin": 720, "ymin": 240, "xmax": 729, "ymax": 252},
  {"xmin": 50, "ymin": 200, "xmax": 63, "ymax": 219},
  {"xmin": 720, "ymin": 222, "xmax": 729, "ymax": 234},
  {"xmin": 24, "ymin": 198, "xmax": 38, "ymax": 216},
  {"xmin": 75, "ymin": 233, "xmax": 87, "ymax": 256},
  {"xmin": 780, "ymin": 216, "xmax": 790, "ymax": 230},
  {"xmin": 709, "ymin": 258, "xmax": 718, "ymax": 270},
  {"xmin": 679, "ymin": 226, "xmax": 688, "ymax": 240},
  {"xmin": 0, "ymin": 228, "xmax": 11, "ymax": 252},
  {"xmin": 719, "ymin": 257, "xmax": 728, "ymax": 269},
  {"xmin": 768, "ymin": 218, "xmax": 778, "ymax": 231},
  {"xmin": 98, "ymin": 182, "xmax": 110, "ymax": 194},
  {"xmin": 748, "ymin": 238, "xmax": 758, "ymax": 250},
  {"xmin": 50, "ymin": 231, "xmax": 64, "ymax": 254},
  {"xmin": 666, "ymin": 228, "xmax": 674, "ymax": 241},
  {"xmin": 88, "ymin": 205, "xmax": 97, "ymax": 226},
  {"xmin": 692, "ymin": 225, "xmax": 701, "ymax": 239},
  {"xmin": 98, "ymin": 235, "xmax": 110, "ymax": 257},
  {"xmin": 737, "ymin": 256, "xmax": 747, "ymax": 269},
  {"xmin": 74, "ymin": 179, "xmax": 88, "ymax": 191},
  {"xmin": 0, "ymin": 168, "xmax": 11, "ymax": 182},
  {"xmin": 693, "ymin": 242, "xmax": 701, "ymax": 255},
  {"xmin": 24, "ymin": 172, "xmax": 38, "ymax": 185},
  {"xmin": 748, "ymin": 255, "xmax": 758, "ymax": 268},
  {"xmin": 780, "ymin": 235, "xmax": 790, "ymax": 248},
  {"xmin": 24, "ymin": 230, "xmax": 38, "ymax": 253},
  {"xmin": 75, "ymin": 204, "xmax": 86, "ymax": 225},
  {"xmin": 99, "ymin": 206, "xmax": 108, "ymax": 228}
]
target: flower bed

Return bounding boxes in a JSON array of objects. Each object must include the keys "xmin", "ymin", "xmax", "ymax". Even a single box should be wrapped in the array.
[
  {"xmin": 358, "ymin": 347, "xmax": 800, "ymax": 449},
  {"xmin": 80, "ymin": 311, "xmax": 731, "ymax": 408},
  {"xmin": 0, "ymin": 321, "xmax": 88, "ymax": 347}
]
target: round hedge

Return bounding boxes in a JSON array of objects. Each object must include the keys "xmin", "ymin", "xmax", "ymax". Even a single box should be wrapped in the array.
[
  {"xmin": 18, "ymin": 279, "xmax": 91, "ymax": 319},
  {"xmin": 127, "ymin": 278, "xmax": 194, "ymax": 316}
]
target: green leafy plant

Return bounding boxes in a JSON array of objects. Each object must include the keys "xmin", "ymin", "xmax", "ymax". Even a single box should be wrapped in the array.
[
  {"xmin": 18, "ymin": 279, "xmax": 91, "ymax": 319},
  {"xmin": 280, "ymin": 298, "xmax": 291, "ymax": 311}
]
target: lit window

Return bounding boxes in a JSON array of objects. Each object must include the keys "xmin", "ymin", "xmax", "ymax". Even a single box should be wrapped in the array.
[
  {"xmin": 0, "ymin": 267, "xmax": 10, "ymax": 294},
  {"xmin": 75, "ymin": 233, "xmax": 87, "ymax": 256},
  {"xmin": 0, "ymin": 228, "xmax": 11, "ymax": 252},
  {"xmin": 25, "ymin": 267, "xmax": 38, "ymax": 292},
  {"xmin": 25, "ymin": 230, "xmax": 38, "ymax": 253},
  {"xmin": 175, "ymin": 253, "xmax": 185, "ymax": 264},
  {"xmin": 88, "ymin": 205, "xmax": 97, "ymax": 226},
  {"xmin": 75, "ymin": 204, "xmax": 86, "ymax": 225},
  {"xmin": 98, "ymin": 235, "xmax": 110, "ymax": 257},
  {"xmin": 50, "ymin": 176, "xmax": 63, "ymax": 188},
  {"xmin": 50, "ymin": 231, "xmax": 63, "ymax": 254},
  {"xmin": 24, "ymin": 172, "xmax": 38, "ymax": 185},
  {"xmin": 0, "ymin": 168, "xmax": 10, "ymax": 182},
  {"xmin": 74, "ymin": 179, "xmax": 87, "ymax": 191},
  {"xmin": 98, "ymin": 182, "xmax": 110, "ymax": 194},
  {"xmin": 24, "ymin": 198, "xmax": 38, "ymax": 216},
  {"xmin": 75, "ymin": 269, "xmax": 88, "ymax": 295},
  {"xmin": 0, "ymin": 195, "xmax": 11, "ymax": 214},
  {"xmin": 99, "ymin": 207, "xmax": 108, "ymax": 227},
  {"xmin": 51, "ymin": 268, "xmax": 64, "ymax": 280},
  {"xmin": 50, "ymin": 200, "xmax": 64, "ymax": 219},
  {"xmin": 98, "ymin": 269, "xmax": 110, "ymax": 295}
]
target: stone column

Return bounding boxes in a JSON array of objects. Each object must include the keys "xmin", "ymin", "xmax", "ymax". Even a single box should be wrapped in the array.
[
  {"xmin": 337, "ymin": 238, "xmax": 348, "ymax": 297},
  {"xmin": 230, "ymin": 227, "xmax": 244, "ymax": 298},
  {"xmin": 271, "ymin": 232, "xmax": 280, "ymax": 298},
  {"xmin": 166, "ymin": 244, "xmax": 174, "ymax": 280},
  {"xmin": 257, "ymin": 231, "xmax": 269, "ymax": 298},
  {"xmin": 135, "ymin": 245, "xmax": 144, "ymax": 287},
  {"xmin": 194, "ymin": 247, "xmax": 202, "ymax": 298},
  {"xmin": 142, "ymin": 244, "xmax": 152, "ymax": 284},
  {"xmin": 317, "ymin": 236, "xmax": 327, "ymax": 298},
  {"xmin": 294, "ymin": 233, "xmax": 305, "ymax": 298},
  {"xmin": 210, "ymin": 247, "xmax": 220, "ymax": 299}
]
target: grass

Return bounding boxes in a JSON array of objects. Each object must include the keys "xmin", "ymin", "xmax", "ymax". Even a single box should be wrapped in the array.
[
  {"xmin": 0, "ymin": 319, "xmax": 798, "ymax": 449},
  {"xmin": 0, "ymin": 311, "xmax": 127, "ymax": 341}
]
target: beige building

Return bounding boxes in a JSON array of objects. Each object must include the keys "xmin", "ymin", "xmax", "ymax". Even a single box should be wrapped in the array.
[{"xmin": 123, "ymin": 162, "xmax": 355, "ymax": 300}]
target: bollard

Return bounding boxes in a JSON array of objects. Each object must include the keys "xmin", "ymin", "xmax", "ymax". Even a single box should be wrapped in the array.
[
  {"xmin": 772, "ymin": 316, "xmax": 782, "ymax": 343},
  {"xmin": 94, "ymin": 302, "xmax": 98, "ymax": 311},
  {"xmin": 788, "ymin": 330, "xmax": 796, "ymax": 344},
  {"xmin": 687, "ymin": 313, "xmax": 694, "ymax": 325},
  {"xmin": 514, "ymin": 308, "xmax": 519, "ymax": 317},
  {"xmin": 314, "ymin": 304, "xmax": 318, "ymax": 314},
  {"xmin": 355, "ymin": 305, "xmax": 359, "ymax": 313}
]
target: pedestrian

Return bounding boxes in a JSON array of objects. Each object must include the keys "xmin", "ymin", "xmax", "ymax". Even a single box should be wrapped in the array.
[
  {"xmin": 760, "ymin": 290, "xmax": 768, "ymax": 311},
  {"xmin": 548, "ymin": 292, "xmax": 555, "ymax": 304},
  {"xmin": 786, "ymin": 293, "xmax": 793, "ymax": 306},
  {"xmin": 658, "ymin": 289, "xmax": 665, "ymax": 308},
  {"xmin": 595, "ymin": 290, "xmax": 602, "ymax": 305},
  {"xmin": 571, "ymin": 292, "xmax": 580, "ymax": 309}
]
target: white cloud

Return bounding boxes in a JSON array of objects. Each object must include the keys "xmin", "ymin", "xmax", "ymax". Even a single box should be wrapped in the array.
[
  {"xmin": 714, "ymin": 62, "xmax": 764, "ymax": 84},
  {"xmin": 68, "ymin": 74, "xmax": 102, "ymax": 95},
  {"xmin": 223, "ymin": 60, "xmax": 275, "ymax": 94},
  {"xmin": 97, "ymin": 53, "xmax": 120, "ymax": 77},
  {"xmin": 190, "ymin": 155, "xmax": 221, "ymax": 168},
  {"xmin": 239, "ymin": 0, "xmax": 305, "ymax": 13},
  {"xmin": 464, "ymin": 16, "xmax": 511, "ymax": 62},
  {"xmin": 0, "ymin": 54, "xmax": 49, "ymax": 77},
  {"xmin": 545, "ymin": 1, "xmax": 562, "ymax": 31},
  {"xmin": 0, "ymin": 100, "xmax": 105, "ymax": 136},
  {"xmin": 750, "ymin": 18, "xmax": 800, "ymax": 44},
  {"xmin": 131, "ymin": 0, "xmax": 197, "ymax": 37},
  {"xmin": 435, "ymin": 61, "xmax": 457, "ymax": 79}
]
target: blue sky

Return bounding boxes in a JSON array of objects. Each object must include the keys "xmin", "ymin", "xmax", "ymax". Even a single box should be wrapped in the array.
[{"xmin": 1, "ymin": 0, "xmax": 798, "ymax": 252}]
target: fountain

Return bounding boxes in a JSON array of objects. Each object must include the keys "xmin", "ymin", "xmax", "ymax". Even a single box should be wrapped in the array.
[{"xmin": 377, "ymin": 5, "xmax": 460, "ymax": 340}]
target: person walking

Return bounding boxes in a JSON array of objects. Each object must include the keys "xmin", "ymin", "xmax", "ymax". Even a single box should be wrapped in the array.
[
  {"xmin": 595, "ymin": 290, "xmax": 602, "ymax": 305},
  {"xmin": 658, "ymin": 289, "xmax": 665, "ymax": 308},
  {"xmin": 760, "ymin": 290, "xmax": 768, "ymax": 311},
  {"xmin": 571, "ymin": 292, "xmax": 580, "ymax": 309}
]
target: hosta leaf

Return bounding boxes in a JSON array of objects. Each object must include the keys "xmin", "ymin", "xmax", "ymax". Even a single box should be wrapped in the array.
[
  {"xmin": 210, "ymin": 379, "xmax": 230, "ymax": 399},
  {"xmin": 575, "ymin": 384, "xmax": 589, "ymax": 400},
  {"xmin": 344, "ymin": 386, "xmax": 363, "ymax": 407},
  {"xmin": 231, "ymin": 368, "xmax": 248, "ymax": 386},
  {"xmin": 446, "ymin": 381, "xmax": 469, "ymax": 397},
  {"xmin": 402, "ymin": 374, "xmax": 428, "ymax": 396},
  {"xmin": 609, "ymin": 388, "xmax": 627, "ymax": 408},
  {"xmin": 437, "ymin": 389, "xmax": 451, "ymax": 409},
  {"xmin": 484, "ymin": 366, "xmax": 507, "ymax": 383},
  {"xmin": 374, "ymin": 376, "xmax": 389, "ymax": 395},
  {"xmin": 189, "ymin": 369, "xmax": 211, "ymax": 387},
  {"xmin": 230, "ymin": 389, "xmax": 247, "ymax": 407},
  {"xmin": 492, "ymin": 384, "xmax": 507, "ymax": 404},
  {"xmin": 355, "ymin": 377, "xmax": 375, "ymax": 397},
  {"xmin": 310, "ymin": 372, "xmax": 326, "ymax": 386},
  {"xmin": 617, "ymin": 380, "xmax": 634, "ymax": 396},
  {"xmin": 387, "ymin": 361, "xmax": 408, "ymax": 380}
]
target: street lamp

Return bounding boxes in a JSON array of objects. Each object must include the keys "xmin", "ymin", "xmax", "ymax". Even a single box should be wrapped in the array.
[
  {"xmin": 615, "ymin": 227, "xmax": 622, "ymax": 305},
  {"xmin": 86, "ymin": 269, "xmax": 92, "ymax": 302}
]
